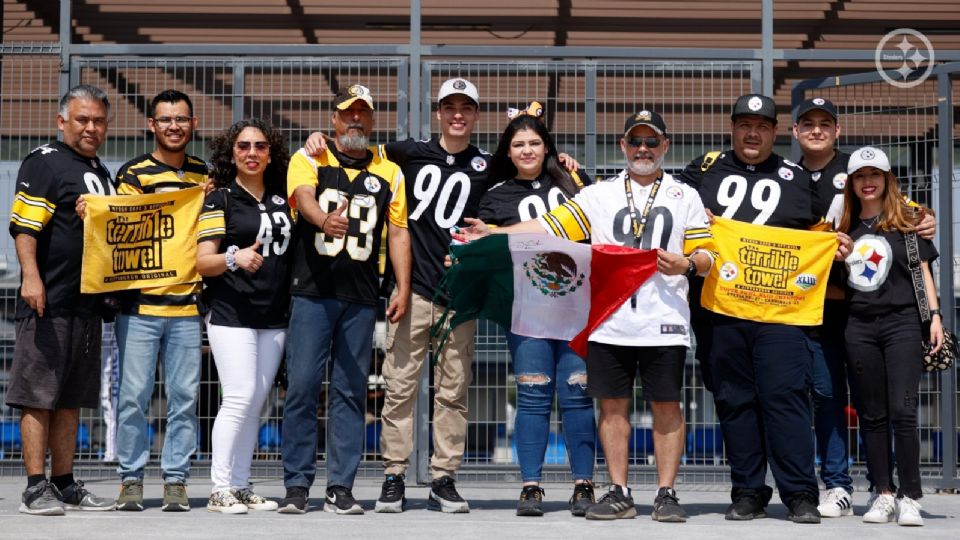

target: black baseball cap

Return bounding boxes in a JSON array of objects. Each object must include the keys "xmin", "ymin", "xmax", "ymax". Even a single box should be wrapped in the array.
[
  {"xmin": 623, "ymin": 110, "xmax": 668, "ymax": 138},
  {"xmin": 731, "ymin": 94, "xmax": 777, "ymax": 124},
  {"xmin": 334, "ymin": 84, "xmax": 375, "ymax": 110},
  {"xmin": 794, "ymin": 97, "xmax": 838, "ymax": 122}
]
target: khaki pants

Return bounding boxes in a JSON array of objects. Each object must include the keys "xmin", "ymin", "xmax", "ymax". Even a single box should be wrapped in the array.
[{"xmin": 380, "ymin": 291, "xmax": 475, "ymax": 479}]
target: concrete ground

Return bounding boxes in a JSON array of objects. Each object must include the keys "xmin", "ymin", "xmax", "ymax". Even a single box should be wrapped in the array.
[{"xmin": 0, "ymin": 479, "xmax": 957, "ymax": 539}]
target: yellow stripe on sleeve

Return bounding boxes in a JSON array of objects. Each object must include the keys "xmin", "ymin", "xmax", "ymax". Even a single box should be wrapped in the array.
[
  {"xmin": 197, "ymin": 210, "xmax": 226, "ymax": 240},
  {"xmin": 539, "ymin": 200, "xmax": 590, "ymax": 242},
  {"xmin": 10, "ymin": 192, "xmax": 56, "ymax": 231}
]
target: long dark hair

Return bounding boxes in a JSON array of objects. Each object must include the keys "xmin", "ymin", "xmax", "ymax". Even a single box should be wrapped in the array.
[
  {"xmin": 486, "ymin": 115, "xmax": 580, "ymax": 196},
  {"xmin": 208, "ymin": 118, "xmax": 290, "ymax": 192}
]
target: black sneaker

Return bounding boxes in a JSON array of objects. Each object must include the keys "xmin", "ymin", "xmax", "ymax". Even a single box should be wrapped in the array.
[
  {"xmin": 428, "ymin": 475, "xmax": 470, "ymax": 513},
  {"xmin": 652, "ymin": 486, "xmax": 688, "ymax": 522},
  {"xmin": 374, "ymin": 474, "xmax": 406, "ymax": 513},
  {"xmin": 19, "ymin": 480, "xmax": 65, "ymax": 516},
  {"xmin": 585, "ymin": 485, "xmax": 636, "ymax": 520},
  {"xmin": 278, "ymin": 486, "xmax": 309, "ymax": 514},
  {"xmin": 516, "ymin": 485, "xmax": 544, "ymax": 517},
  {"xmin": 324, "ymin": 485, "xmax": 363, "ymax": 515},
  {"xmin": 569, "ymin": 481, "xmax": 595, "ymax": 517},
  {"xmin": 787, "ymin": 493, "xmax": 821, "ymax": 524},
  {"xmin": 59, "ymin": 480, "xmax": 116, "ymax": 511},
  {"xmin": 725, "ymin": 488, "xmax": 769, "ymax": 521}
]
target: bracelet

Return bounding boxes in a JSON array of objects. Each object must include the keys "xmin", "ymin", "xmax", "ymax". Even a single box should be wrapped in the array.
[
  {"xmin": 684, "ymin": 257, "xmax": 698, "ymax": 279},
  {"xmin": 320, "ymin": 214, "xmax": 330, "ymax": 232},
  {"xmin": 930, "ymin": 308, "xmax": 942, "ymax": 318},
  {"xmin": 225, "ymin": 245, "xmax": 240, "ymax": 272}
]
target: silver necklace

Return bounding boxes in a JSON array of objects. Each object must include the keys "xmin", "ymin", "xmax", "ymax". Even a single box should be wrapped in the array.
[{"xmin": 860, "ymin": 215, "xmax": 881, "ymax": 229}]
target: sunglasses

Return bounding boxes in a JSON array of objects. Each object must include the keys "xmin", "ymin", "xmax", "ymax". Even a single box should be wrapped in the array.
[
  {"xmin": 236, "ymin": 141, "xmax": 270, "ymax": 152},
  {"xmin": 625, "ymin": 136, "xmax": 663, "ymax": 149}
]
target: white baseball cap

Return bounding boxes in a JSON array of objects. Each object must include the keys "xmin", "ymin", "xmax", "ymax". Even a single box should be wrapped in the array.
[
  {"xmin": 437, "ymin": 78, "xmax": 479, "ymax": 106},
  {"xmin": 847, "ymin": 146, "xmax": 891, "ymax": 175}
]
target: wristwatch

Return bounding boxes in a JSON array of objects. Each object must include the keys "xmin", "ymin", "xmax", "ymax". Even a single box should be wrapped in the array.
[{"xmin": 684, "ymin": 257, "xmax": 698, "ymax": 279}]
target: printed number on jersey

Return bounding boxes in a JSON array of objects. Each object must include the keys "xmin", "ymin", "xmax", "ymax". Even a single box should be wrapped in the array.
[
  {"xmin": 612, "ymin": 207, "xmax": 674, "ymax": 250},
  {"xmin": 257, "ymin": 211, "xmax": 292, "ymax": 256},
  {"xmin": 83, "ymin": 171, "xmax": 116, "ymax": 195},
  {"xmin": 314, "ymin": 188, "xmax": 377, "ymax": 261},
  {"xmin": 519, "ymin": 187, "xmax": 567, "ymax": 221},
  {"xmin": 716, "ymin": 175, "xmax": 781, "ymax": 224},
  {"xmin": 409, "ymin": 165, "xmax": 471, "ymax": 228}
]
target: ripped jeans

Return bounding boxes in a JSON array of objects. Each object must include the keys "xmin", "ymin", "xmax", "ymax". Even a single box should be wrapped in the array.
[{"xmin": 506, "ymin": 331, "xmax": 596, "ymax": 483}]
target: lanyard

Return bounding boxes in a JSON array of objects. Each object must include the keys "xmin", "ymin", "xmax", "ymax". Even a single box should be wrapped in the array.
[{"xmin": 624, "ymin": 171, "xmax": 663, "ymax": 308}]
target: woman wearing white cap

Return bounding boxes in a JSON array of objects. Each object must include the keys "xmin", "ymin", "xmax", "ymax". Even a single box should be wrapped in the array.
[{"xmin": 838, "ymin": 146, "xmax": 942, "ymax": 527}]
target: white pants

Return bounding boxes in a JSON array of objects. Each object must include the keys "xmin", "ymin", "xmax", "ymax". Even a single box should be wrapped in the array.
[{"xmin": 206, "ymin": 322, "xmax": 285, "ymax": 492}]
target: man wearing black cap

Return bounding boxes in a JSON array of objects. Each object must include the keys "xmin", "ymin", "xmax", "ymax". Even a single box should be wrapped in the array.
[
  {"xmin": 458, "ymin": 110, "xmax": 714, "ymax": 522},
  {"xmin": 679, "ymin": 94, "xmax": 826, "ymax": 524},
  {"xmin": 282, "ymin": 84, "xmax": 412, "ymax": 515}
]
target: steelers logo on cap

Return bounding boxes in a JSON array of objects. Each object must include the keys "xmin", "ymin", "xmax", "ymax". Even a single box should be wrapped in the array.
[
  {"xmin": 861, "ymin": 149, "xmax": 875, "ymax": 160},
  {"xmin": 813, "ymin": 98, "xmax": 825, "ymax": 106},
  {"xmin": 748, "ymin": 96, "xmax": 763, "ymax": 111},
  {"xmin": 637, "ymin": 110, "xmax": 652, "ymax": 121},
  {"xmin": 453, "ymin": 79, "xmax": 467, "ymax": 90}
]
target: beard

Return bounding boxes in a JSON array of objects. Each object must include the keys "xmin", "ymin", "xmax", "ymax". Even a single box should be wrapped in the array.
[
  {"xmin": 627, "ymin": 152, "xmax": 664, "ymax": 176},
  {"xmin": 338, "ymin": 133, "xmax": 369, "ymax": 152}
]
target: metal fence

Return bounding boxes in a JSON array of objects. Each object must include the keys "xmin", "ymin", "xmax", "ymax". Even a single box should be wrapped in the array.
[{"xmin": 0, "ymin": 49, "xmax": 957, "ymax": 490}]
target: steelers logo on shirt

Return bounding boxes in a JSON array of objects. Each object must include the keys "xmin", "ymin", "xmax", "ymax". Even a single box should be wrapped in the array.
[
  {"xmin": 666, "ymin": 186, "xmax": 684, "ymax": 199},
  {"xmin": 778, "ymin": 167, "xmax": 794, "ymax": 181},
  {"xmin": 845, "ymin": 234, "xmax": 892, "ymax": 292},
  {"xmin": 719, "ymin": 262, "xmax": 739, "ymax": 282},
  {"xmin": 833, "ymin": 173, "xmax": 847, "ymax": 190},
  {"xmin": 364, "ymin": 175, "xmax": 381, "ymax": 193},
  {"xmin": 272, "ymin": 195, "xmax": 285, "ymax": 205},
  {"xmin": 471, "ymin": 156, "xmax": 488, "ymax": 172}
]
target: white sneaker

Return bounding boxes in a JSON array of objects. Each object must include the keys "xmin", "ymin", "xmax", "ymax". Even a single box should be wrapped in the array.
[
  {"xmin": 234, "ymin": 487, "xmax": 279, "ymax": 511},
  {"xmin": 817, "ymin": 487, "xmax": 853, "ymax": 517},
  {"xmin": 896, "ymin": 496, "xmax": 923, "ymax": 526},
  {"xmin": 862, "ymin": 493, "xmax": 895, "ymax": 523},
  {"xmin": 865, "ymin": 488, "xmax": 878, "ymax": 510},
  {"xmin": 206, "ymin": 489, "xmax": 248, "ymax": 514}
]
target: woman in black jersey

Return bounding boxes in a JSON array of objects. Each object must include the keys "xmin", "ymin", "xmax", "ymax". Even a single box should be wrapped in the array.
[
  {"xmin": 478, "ymin": 104, "xmax": 596, "ymax": 517},
  {"xmin": 839, "ymin": 147, "xmax": 942, "ymax": 527},
  {"xmin": 196, "ymin": 119, "xmax": 292, "ymax": 514}
]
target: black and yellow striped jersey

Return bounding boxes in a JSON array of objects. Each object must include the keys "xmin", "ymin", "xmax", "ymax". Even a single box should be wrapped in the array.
[
  {"xmin": 9, "ymin": 141, "xmax": 116, "ymax": 319},
  {"xmin": 115, "ymin": 153, "xmax": 209, "ymax": 317},
  {"xmin": 287, "ymin": 146, "xmax": 407, "ymax": 306}
]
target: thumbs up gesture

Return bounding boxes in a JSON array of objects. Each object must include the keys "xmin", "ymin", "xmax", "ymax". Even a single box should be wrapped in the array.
[
  {"xmin": 235, "ymin": 238, "xmax": 265, "ymax": 273},
  {"xmin": 323, "ymin": 198, "xmax": 349, "ymax": 239}
]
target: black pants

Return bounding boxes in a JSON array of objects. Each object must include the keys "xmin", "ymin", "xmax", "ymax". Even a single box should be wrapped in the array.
[
  {"xmin": 710, "ymin": 315, "xmax": 818, "ymax": 504},
  {"xmin": 845, "ymin": 309, "xmax": 924, "ymax": 500}
]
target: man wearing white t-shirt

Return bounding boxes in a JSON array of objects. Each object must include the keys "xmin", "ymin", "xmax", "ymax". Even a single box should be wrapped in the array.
[{"xmin": 458, "ymin": 111, "xmax": 713, "ymax": 522}]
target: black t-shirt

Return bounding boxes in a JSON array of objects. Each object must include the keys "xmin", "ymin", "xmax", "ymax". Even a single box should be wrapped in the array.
[
  {"xmin": 800, "ymin": 150, "xmax": 850, "ymax": 227},
  {"xmin": 479, "ymin": 171, "xmax": 592, "ymax": 226},
  {"xmin": 383, "ymin": 138, "xmax": 490, "ymax": 303},
  {"xmin": 198, "ymin": 183, "xmax": 293, "ymax": 328},
  {"xmin": 844, "ymin": 222, "xmax": 938, "ymax": 317},
  {"xmin": 9, "ymin": 141, "xmax": 116, "ymax": 319},
  {"xmin": 678, "ymin": 150, "xmax": 821, "ymax": 229}
]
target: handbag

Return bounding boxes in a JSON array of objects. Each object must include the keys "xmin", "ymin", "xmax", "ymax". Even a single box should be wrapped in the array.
[{"xmin": 905, "ymin": 232, "xmax": 957, "ymax": 372}]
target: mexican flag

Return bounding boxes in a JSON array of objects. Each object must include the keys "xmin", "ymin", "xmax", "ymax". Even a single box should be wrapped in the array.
[{"xmin": 434, "ymin": 233, "xmax": 658, "ymax": 357}]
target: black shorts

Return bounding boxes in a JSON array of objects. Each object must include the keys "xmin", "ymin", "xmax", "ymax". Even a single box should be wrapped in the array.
[
  {"xmin": 5, "ymin": 314, "xmax": 102, "ymax": 410},
  {"xmin": 586, "ymin": 342, "xmax": 686, "ymax": 402}
]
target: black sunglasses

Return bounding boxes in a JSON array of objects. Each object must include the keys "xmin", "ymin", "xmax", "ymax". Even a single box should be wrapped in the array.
[
  {"xmin": 625, "ymin": 136, "xmax": 663, "ymax": 149},
  {"xmin": 236, "ymin": 141, "xmax": 269, "ymax": 152}
]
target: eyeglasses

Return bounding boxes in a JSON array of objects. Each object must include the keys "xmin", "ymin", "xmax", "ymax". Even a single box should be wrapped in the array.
[
  {"xmin": 152, "ymin": 116, "xmax": 193, "ymax": 128},
  {"xmin": 625, "ymin": 136, "xmax": 662, "ymax": 149},
  {"xmin": 235, "ymin": 141, "xmax": 269, "ymax": 152}
]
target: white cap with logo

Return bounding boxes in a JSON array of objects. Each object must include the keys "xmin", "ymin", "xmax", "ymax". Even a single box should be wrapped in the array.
[
  {"xmin": 437, "ymin": 78, "xmax": 479, "ymax": 106},
  {"xmin": 847, "ymin": 146, "xmax": 891, "ymax": 175}
]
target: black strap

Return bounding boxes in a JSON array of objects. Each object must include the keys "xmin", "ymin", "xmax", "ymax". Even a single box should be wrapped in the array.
[{"xmin": 905, "ymin": 231, "xmax": 931, "ymax": 323}]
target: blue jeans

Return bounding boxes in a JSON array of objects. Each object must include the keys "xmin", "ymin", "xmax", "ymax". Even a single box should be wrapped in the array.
[
  {"xmin": 282, "ymin": 296, "xmax": 374, "ymax": 490},
  {"xmin": 115, "ymin": 314, "xmax": 201, "ymax": 482},
  {"xmin": 809, "ymin": 334, "xmax": 853, "ymax": 493},
  {"xmin": 506, "ymin": 331, "xmax": 595, "ymax": 483}
]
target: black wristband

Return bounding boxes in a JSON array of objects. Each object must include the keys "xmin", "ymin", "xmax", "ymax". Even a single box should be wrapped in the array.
[
  {"xmin": 930, "ymin": 308, "xmax": 941, "ymax": 318},
  {"xmin": 684, "ymin": 257, "xmax": 698, "ymax": 279}
]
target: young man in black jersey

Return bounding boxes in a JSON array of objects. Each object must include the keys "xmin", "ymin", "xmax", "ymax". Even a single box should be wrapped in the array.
[
  {"xmin": 282, "ymin": 84, "xmax": 412, "ymax": 515},
  {"xmin": 7, "ymin": 85, "xmax": 117, "ymax": 515},
  {"xmin": 679, "ymin": 94, "xmax": 846, "ymax": 524}
]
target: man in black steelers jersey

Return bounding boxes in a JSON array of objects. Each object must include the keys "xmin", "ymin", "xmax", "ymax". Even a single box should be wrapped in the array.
[
  {"xmin": 678, "ymin": 94, "xmax": 828, "ymax": 523},
  {"xmin": 282, "ymin": 84, "xmax": 412, "ymax": 515},
  {"xmin": 7, "ymin": 85, "xmax": 117, "ymax": 515}
]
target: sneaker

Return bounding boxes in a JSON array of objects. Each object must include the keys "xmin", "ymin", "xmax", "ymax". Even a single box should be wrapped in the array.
[
  {"xmin": 59, "ymin": 480, "xmax": 116, "ymax": 511},
  {"xmin": 116, "ymin": 479, "xmax": 144, "ymax": 511},
  {"xmin": 278, "ymin": 486, "xmax": 309, "ymax": 514},
  {"xmin": 896, "ymin": 496, "xmax": 923, "ymax": 527},
  {"xmin": 516, "ymin": 485, "xmax": 544, "ymax": 517},
  {"xmin": 374, "ymin": 474, "xmax": 406, "ymax": 513},
  {"xmin": 324, "ymin": 485, "xmax": 363, "ymax": 515},
  {"xmin": 652, "ymin": 486, "xmax": 688, "ymax": 522},
  {"xmin": 787, "ymin": 494, "xmax": 821, "ymax": 524},
  {"xmin": 569, "ymin": 481, "xmax": 595, "ymax": 517},
  {"xmin": 206, "ymin": 489, "xmax": 248, "ymax": 514},
  {"xmin": 865, "ymin": 488, "xmax": 879, "ymax": 511},
  {"xmin": 234, "ymin": 487, "xmax": 278, "ymax": 511},
  {"xmin": 162, "ymin": 482, "xmax": 190, "ymax": 512},
  {"xmin": 725, "ymin": 489, "xmax": 768, "ymax": 521},
  {"xmin": 862, "ymin": 493, "xmax": 896, "ymax": 523},
  {"xmin": 428, "ymin": 476, "xmax": 470, "ymax": 513},
  {"xmin": 817, "ymin": 487, "xmax": 853, "ymax": 518},
  {"xmin": 585, "ymin": 485, "xmax": 636, "ymax": 520},
  {"xmin": 19, "ymin": 480, "xmax": 65, "ymax": 516}
]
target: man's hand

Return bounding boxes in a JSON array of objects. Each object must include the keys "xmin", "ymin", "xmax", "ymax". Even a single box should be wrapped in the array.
[
  {"xmin": 915, "ymin": 211, "xmax": 937, "ymax": 240},
  {"xmin": 21, "ymin": 274, "xmax": 45, "ymax": 317},
  {"xmin": 234, "ymin": 239, "xmax": 264, "ymax": 272},
  {"xmin": 557, "ymin": 153, "xmax": 581, "ymax": 173},
  {"xmin": 304, "ymin": 132, "xmax": 332, "ymax": 157},
  {"xmin": 76, "ymin": 194, "xmax": 87, "ymax": 220},
  {"xmin": 386, "ymin": 293, "xmax": 409, "ymax": 323},
  {"xmin": 656, "ymin": 249, "xmax": 690, "ymax": 276},
  {"xmin": 322, "ymin": 199, "xmax": 349, "ymax": 239},
  {"xmin": 835, "ymin": 232, "xmax": 852, "ymax": 261}
]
